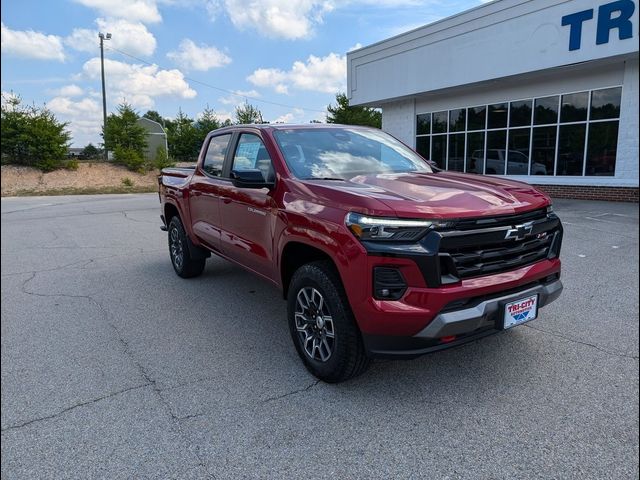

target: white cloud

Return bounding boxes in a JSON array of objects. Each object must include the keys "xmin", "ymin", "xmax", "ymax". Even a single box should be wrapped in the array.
[
  {"xmin": 218, "ymin": 89, "xmax": 260, "ymax": 105},
  {"xmin": 54, "ymin": 85, "xmax": 85, "ymax": 97},
  {"xmin": 66, "ymin": 18, "xmax": 157, "ymax": 57},
  {"xmin": 1, "ymin": 22, "xmax": 66, "ymax": 61},
  {"xmin": 273, "ymin": 108, "xmax": 304, "ymax": 123},
  {"xmin": 167, "ymin": 39, "xmax": 231, "ymax": 71},
  {"xmin": 209, "ymin": 0, "xmax": 334, "ymax": 39},
  {"xmin": 81, "ymin": 57, "xmax": 196, "ymax": 110},
  {"xmin": 72, "ymin": 0, "xmax": 162, "ymax": 23},
  {"xmin": 247, "ymin": 52, "xmax": 345, "ymax": 94},
  {"xmin": 47, "ymin": 96, "xmax": 103, "ymax": 146},
  {"xmin": 206, "ymin": 0, "xmax": 428, "ymax": 39}
]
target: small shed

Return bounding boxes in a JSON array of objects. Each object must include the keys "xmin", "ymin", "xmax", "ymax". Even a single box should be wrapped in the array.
[{"xmin": 136, "ymin": 117, "xmax": 168, "ymax": 161}]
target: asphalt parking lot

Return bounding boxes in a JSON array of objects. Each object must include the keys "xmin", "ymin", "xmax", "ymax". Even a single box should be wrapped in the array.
[{"xmin": 1, "ymin": 194, "xmax": 638, "ymax": 479}]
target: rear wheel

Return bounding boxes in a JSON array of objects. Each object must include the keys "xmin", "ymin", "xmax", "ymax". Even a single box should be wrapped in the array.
[
  {"xmin": 287, "ymin": 261, "xmax": 370, "ymax": 383},
  {"xmin": 168, "ymin": 216, "xmax": 206, "ymax": 278}
]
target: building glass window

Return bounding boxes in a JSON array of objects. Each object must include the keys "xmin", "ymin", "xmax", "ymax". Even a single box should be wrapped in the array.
[
  {"xmin": 466, "ymin": 132, "xmax": 485, "ymax": 174},
  {"xmin": 586, "ymin": 121, "xmax": 618, "ymax": 176},
  {"xmin": 416, "ymin": 113, "xmax": 431, "ymax": 135},
  {"xmin": 560, "ymin": 91, "xmax": 588, "ymax": 122},
  {"xmin": 431, "ymin": 135, "xmax": 447, "ymax": 169},
  {"xmin": 590, "ymin": 87, "xmax": 621, "ymax": 120},
  {"xmin": 448, "ymin": 134, "xmax": 465, "ymax": 171},
  {"xmin": 467, "ymin": 106, "xmax": 486, "ymax": 131},
  {"xmin": 534, "ymin": 96, "xmax": 559, "ymax": 125},
  {"xmin": 432, "ymin": 111, "xmax": 448, "ymax": 134},
  {"xmin": 510, "ymin": 100, "xmax": 532, "ymax": 127},
  {"xmin": 531, "ymin": 126, "xmax": 557, "ymax": 175},
  {"xmin": 415, "ymin": 86, "xmax": 621, "ymax": 179},
  {"xmin": 416, "ymin": 136, "xmax": 430, "ymax": 160},
  {"xmin": 507, "ymin": 128, "xmax": 531, "ymax": 175},
  {"xmin": 449, "ymin": 109, "xmax": 466, "ymax": 132},
  {"xmin": 557, "ymin": 124, "xmax": 586, "ymax": 175},
  {"xmin": 488, "ymin": 103, "xmax": 508, "ymax": 129},
  {"xmin": 486, "ymin": 130, "xmax": 507, "ymax": 174}
]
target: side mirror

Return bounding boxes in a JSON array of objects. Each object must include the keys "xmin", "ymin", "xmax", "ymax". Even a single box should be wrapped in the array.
[{"xmin": 230, "ymin": 169, "xmax": 274, "ymax": 189}]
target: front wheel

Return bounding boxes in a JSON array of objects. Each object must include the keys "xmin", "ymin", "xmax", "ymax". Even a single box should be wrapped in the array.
[
  {"xmin": 287, "ymin": 261, "xmax": 370, "ymax": 383},
  {"xmin": 168, "ymin": 216, "xmax": 206, "ymax": 278}
]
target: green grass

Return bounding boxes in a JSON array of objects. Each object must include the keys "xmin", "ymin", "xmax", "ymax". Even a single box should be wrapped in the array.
[{"xmin": 2, "ymin": 185, "xmax": 158, "ymax": 197}]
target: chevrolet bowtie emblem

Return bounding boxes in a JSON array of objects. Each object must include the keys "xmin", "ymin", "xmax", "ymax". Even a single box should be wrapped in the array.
[{"xmin": 505, "ymin": 221, "xmax": 534, "ymax": 241}]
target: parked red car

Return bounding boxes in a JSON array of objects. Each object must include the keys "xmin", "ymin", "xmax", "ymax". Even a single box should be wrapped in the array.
[{"xmin": 159, "ymin": 124, "xmax": 563, "ymax": 382}]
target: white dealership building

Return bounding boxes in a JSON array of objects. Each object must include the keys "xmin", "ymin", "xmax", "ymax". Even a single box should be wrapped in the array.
[{"xmin": 347, "ymin": 0, "xmax": 639, "ymax": 201}]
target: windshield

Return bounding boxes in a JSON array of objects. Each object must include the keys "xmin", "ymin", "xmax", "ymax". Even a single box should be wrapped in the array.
[{"xmin": 273, "ymin": 127, "xmax": 433, "ymax": 180}]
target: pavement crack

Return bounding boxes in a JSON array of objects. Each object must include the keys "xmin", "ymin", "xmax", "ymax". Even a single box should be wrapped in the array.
[
  {"xmin": 1, "ymin": 383, "xmax": 151, "ymax": 432},
  {"xmin": 261, "ymin": 380, "xmax": 321, "ymax": 404},
  {"xmin": 121, "ymin": 210, "xmax": 157, "ymax": 224},
  {"xmin": 13, "ymin": 275, "xmax": 215, "ymax": 477},
  {"xmin": 523, "ymin": 324, "xmax": 639, "ymax": 360},
  {"xmin": 4, "ymin": 259, "xmax": 94, "ymax": 278},
  {"xmin": 20, "ymin": 271, "xmax": 97, "ymax": 299}
]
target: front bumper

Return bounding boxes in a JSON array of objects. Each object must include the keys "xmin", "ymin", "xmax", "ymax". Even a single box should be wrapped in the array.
[{"xmin": 362, "ymin": 278, "xmax": 563, "ymax": 358}]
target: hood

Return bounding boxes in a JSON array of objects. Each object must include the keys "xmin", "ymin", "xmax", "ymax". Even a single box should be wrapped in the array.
[{"xmin": 300, "ymin": 171, "xmax": 550, "ymax": 219}]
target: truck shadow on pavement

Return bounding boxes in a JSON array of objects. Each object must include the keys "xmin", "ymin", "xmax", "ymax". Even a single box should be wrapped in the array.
[{"xmin": 140, "ymin": 254, "xmax": 543, "ymax": 412}]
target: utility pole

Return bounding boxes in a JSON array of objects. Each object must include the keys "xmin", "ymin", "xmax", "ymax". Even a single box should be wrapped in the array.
[{"xmin": 99, "ymin": 32, "xmax": 111, "ymax": 161}]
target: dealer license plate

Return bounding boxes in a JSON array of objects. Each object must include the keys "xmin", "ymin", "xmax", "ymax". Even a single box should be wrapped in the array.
[{"xmin": 503, "ymin": 295, "xmax": 538, "ymax": 329}]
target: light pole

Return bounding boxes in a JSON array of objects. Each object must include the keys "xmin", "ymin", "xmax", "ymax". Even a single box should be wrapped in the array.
[{"xmin": 99, "ymin": 32, "xmax": 111, "ymax": 161}]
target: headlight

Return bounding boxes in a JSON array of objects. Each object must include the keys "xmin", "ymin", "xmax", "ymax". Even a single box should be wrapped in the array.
[
  {"xmin": 346, "ymin": 212, "xmax": 437, "ymax": 242},
  {"xmin": 546, "ymin": 204, "xmax": 554, "ymax": 214}
]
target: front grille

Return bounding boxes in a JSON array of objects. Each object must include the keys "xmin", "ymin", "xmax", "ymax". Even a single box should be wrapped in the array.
[
  {"xmin": 438, "ymin": 213, "xmax": 561, "ymax": 281},
  {"xmin": 444, "ymin": 234, "xmax": 553, "ymax": 278}
]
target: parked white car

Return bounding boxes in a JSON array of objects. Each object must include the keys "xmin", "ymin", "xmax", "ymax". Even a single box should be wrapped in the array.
[{"xmin": 469, "ymin": 149, "xmax": 547, "ymax": 175}]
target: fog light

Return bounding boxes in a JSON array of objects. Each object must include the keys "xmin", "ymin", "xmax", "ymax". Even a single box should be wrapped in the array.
[{"xmin": 373, "ymin": 267, "xmax": 407, "ymax": 300}]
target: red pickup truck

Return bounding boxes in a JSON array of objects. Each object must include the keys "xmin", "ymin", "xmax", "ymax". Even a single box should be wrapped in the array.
[{"xmin": 159, "ymin": 124, "xmax": 563, "ymax": 382}]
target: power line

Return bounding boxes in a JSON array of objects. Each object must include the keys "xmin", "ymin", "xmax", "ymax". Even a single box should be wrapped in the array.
[{"xmin": 103, "ymin": 45, "xmax": 328, "ymax": 114}]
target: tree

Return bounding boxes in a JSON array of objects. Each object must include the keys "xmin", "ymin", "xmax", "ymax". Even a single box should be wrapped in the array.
[
  {"xmin": 103, "ymin": 103, "xmax": 148, "ymax": 171},
  {"xmin": 151, "ymin": 145, "xmax": 175, "ymax": 171},
  {"xmin": 326, "ymin": 92, "xmax": 382, "ymax": 128},
  {"xmin": 1, "ymin": 92, "xmax": 71, "ymax": 171},
  {"xmin": 196, "ymin": 104, "xmax": 220, "ymax": 137},
  {"xmin": 235, "ymin": 102, "xmax": 264, "ymax": 124},
  {"xmin": 165, "ymin": 109, "xmax": 200, "ymax": 162},
  {"xmin": 82, "ymin": 143, "xmax": 100, "ymax": 159},
  {"xmin": 143, "ymin": 110, "xmax": 165, "ymax": 126}
]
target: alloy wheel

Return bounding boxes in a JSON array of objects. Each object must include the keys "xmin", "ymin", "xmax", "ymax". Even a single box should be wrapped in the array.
[
  {"xmin": 294, "ymin": 287, "xmax": 335, "ymax": 362},
  {"xmin": 169, "ymin": 227, "xmax": 184, "ymax": 270}
]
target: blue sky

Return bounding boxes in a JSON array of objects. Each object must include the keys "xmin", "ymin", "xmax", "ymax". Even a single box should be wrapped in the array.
[{"xmin": 1, "ymin": 0, "xmax": 482, "ymax": 146}]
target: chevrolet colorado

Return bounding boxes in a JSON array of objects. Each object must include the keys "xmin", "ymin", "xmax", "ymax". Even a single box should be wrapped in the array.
[{"xmin": 158, "ymin": 124, "xmax": 563, "ymax": 382}]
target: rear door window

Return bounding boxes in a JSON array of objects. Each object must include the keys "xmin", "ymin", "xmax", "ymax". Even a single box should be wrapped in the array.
[{"xmin": 203, "ymin": 134, "xmax": 231, "ymax": 177}]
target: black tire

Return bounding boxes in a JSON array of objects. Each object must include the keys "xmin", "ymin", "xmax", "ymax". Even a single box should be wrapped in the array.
[
  {"xmin": 168, "ymin": 216, "xmax": 206, "ymax": 278},
  {"xmin": 287, "ymin": 261, "xmax": 370, "ymax": 383}
]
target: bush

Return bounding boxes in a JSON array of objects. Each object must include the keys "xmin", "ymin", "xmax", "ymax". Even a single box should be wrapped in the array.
[
  {"xmin": 151, "ymin": 146, "xmax": 175, "ymax": 171},
  {"xmin": 114, "ymin": 146, "xmax": 145, "ymax": 172},
  {"xmin": 65, "ymin": 159, "xmax": 80, "ymax": 170},
  {"xmin": 104, "ymin": 103, "xmax": 147, "ymax": 160},
  {"xmin": 1, "ymin": 93, "xmax": 71, "ymax": 171},
  {"xmin": 121, "ymin": 177, "xmax": 134, "ymax": 187},
  {"xmin": 35, "ymin": 158, "xmax": 62, "ymax": 172}
]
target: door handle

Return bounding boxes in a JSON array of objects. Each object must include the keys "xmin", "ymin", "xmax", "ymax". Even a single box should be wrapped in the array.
[{"xmin": 222, "ymin": 196, "xmax": 232, "ymax": 204}]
